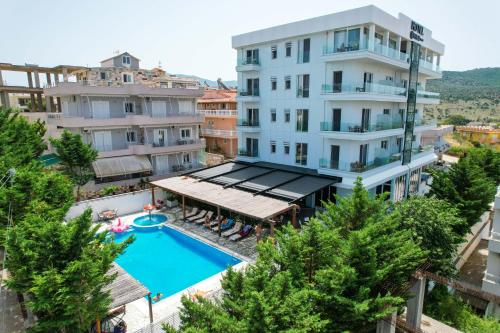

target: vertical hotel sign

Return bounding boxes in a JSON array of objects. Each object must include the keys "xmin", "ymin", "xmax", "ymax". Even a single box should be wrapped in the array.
[{"xmin": 402, "ymin": 20, "xmax": 424, "ymax": 167}]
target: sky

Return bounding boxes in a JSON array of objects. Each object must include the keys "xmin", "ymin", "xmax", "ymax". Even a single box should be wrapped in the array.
[{"xmin": 1, "ymin": 0, "xmax": 499, "ymax": 85}]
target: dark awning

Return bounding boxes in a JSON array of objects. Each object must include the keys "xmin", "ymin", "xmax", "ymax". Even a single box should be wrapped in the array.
[{"xmin": 93, "ymin": 155, "xmax": 152, "ymax": 178}]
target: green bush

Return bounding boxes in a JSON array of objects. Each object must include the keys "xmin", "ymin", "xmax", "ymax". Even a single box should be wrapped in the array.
[
  {"xmin": 447, "ymin": 146, "xmax": 469, "ymax": 157},
  {"xmin": 100, "ymin": 185, "xmax": 119, "ymax": 196}
]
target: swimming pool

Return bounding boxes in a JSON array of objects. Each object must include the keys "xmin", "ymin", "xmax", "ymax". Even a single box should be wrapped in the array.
[
  {"xmin": 114, "ymin": 226, "xmax": 241, "ymax": 299},
  {"xmin": 133, "ymin": 214, "xmax": 168, "ymax": 227}
]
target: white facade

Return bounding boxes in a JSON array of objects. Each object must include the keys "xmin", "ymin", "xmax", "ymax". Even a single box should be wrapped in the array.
[
  {"xmin": 483, "ymin": 188, "xmax": 500, "ymax": 297},
  {"xmin": 232, "ymin": 5, "xmax": 443, "ymax": 199}
]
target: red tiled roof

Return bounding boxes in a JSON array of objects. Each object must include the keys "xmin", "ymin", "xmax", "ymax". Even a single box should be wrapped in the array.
[{"xmin": 198, "ymin": 88, "xmax": 237, "ymax": 103}]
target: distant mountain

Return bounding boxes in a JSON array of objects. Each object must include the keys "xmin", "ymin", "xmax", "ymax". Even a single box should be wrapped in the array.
[
  {"xmin": 427, "ymin": 68, "xmax": 500, "ymax": 102},
  {"xmin": 172, "ymin": 74, "xmax": 237, "ymax": 88}
]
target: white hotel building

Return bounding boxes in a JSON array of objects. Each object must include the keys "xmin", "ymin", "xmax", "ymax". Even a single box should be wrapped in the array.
[{"xmin": 232, "ymin": 5, "xmax": 444, "ymax": 201}]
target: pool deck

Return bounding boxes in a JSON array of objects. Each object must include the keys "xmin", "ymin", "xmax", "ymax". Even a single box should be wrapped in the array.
[{"xmin": 101, "ymin": 208, "xmax": 256, "ymax": 332}]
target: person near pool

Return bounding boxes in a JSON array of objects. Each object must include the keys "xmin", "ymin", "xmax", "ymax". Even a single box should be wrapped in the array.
[{"xmin": 152, "ymin": 292, "xmax": 163, "ymax": 302}]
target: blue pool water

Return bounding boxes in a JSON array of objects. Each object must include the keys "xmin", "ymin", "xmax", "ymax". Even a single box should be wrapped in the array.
[
  {"xmin": 114, "ymin": 227, "xmax": 241, "ymax": 298},
  {"xmin": 133, "ymin": 214, "xmax": 168, "ymax": 227}
]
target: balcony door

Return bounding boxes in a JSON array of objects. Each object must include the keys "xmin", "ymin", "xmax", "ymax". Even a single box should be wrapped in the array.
[
  {"xmin": 246, "ymin": 78, "xmax": 259, "ymax": 96},
  {"xmin": 246, "ymin": 138, "xmax": 258, "ymax": 157},
  {"xmin": 361, "ymin": 108, "xmax": 371, "ymax": 132},
  {"xmin": 153, "ymin": 129, "xmax": 166, "ymax": 147},
  {"xmin": 92, "ymin": 100, "xmax": 110, "ymax": 119},
  {"xmin": 363, "ymin": 72, "xmax": 373, "ymax": 91},
  {"xmin": 93, "ymin": 131, "xmax": 112, "ymax": 152},
  {"xmin": 152, "ymin": 100, "xmax": 167, "ymax": 118},
  {"xmin": 332, "ymin": 108, "xmax": 341, "ymax": 131},
  {"xmin": 359, "ymin": 143, "xmax": 368, "ymax": 166},
  {"xmin": 330, "ymin": 145, "xmax": 340, "ymax": 169},
  {"xmin": 246, "ymin": 49, "xmax": 259, "ymax": 64},
  {"xmin": 333, "ymin": 71, "xmax": 343, "ymax": 92},
  {"xmin": 154, "ymin": 154, "xmax": 169, "ymax": 175},
  {"xmin": 247, "ymin": 108, "xmax": 259, "ymax": 126}
]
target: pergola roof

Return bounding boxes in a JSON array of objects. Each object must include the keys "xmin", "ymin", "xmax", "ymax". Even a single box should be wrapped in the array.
[
  {"xmin": 105, "ymin": 263, "xmax": 150, "ymax": 309},
  {"xmin": 152, "ymin": 176, "xmax": 293, "ymax": 220}
]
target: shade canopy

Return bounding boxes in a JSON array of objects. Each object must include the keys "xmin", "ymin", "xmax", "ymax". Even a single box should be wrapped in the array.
[
  {"xmin": 105, "ymin": 263, "xmax": 150, "ymax": 309},
  {"xmin": 93, "ymin": 155, "xmax": 152, "ymax": 178}
]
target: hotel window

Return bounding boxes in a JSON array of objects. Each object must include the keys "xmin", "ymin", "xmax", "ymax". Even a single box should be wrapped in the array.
[
  {"xmin": 124, "ymin": 102, "xmax": 134, "ymax": 113},
  {"xmin": 285, "ymin": 42, "xmax": 292, "ymax": 57},
  {"xmin": 271, "ymin": 45, "xmax": 277, "ymax": 59},
  {"xmin": 297, "ymin": 74, "xmax": 309, "ymax": 98},
  {"xmin": 182, "ymin": 153, "xmax": 191, "ymax": 164},
  {"xmin": 270, "ymin": 141, "xmax": 276, "ymax": 153},
  {"xmin": 245, "ymin": 49, "xmax": 259, "ymax": 64},
  {"xmin": 396, "ymin": 137, "xmax": 403, "ymax": 152},
  {"xmin": 180, "ymin": 128, "xmax": 192, "ymax": 139},
  {"xmin": 295, "ymin": 143, "xmax": 308, "ymax": 165},
  {"xmin": 296, "ymin": 109, "xmax": 308, "ymax": 132},
  {"xmin": 284, "ymin": 109, "xmax": 290, "ymax": 123},
  {"xmin": 271, "ymin": 77, "xmax": 277, "ymax": 90},
  {"xmin": 126, "ymin": 130, "xmax": 137, "ymax": 143},
  {"xmin": 100, "ymin": 72, "xmax": 106, "ymax": 80},
  {"xmin": 297, "ymin": 38, "xmax": 310, "ymax": 63},
  {"xmin": 389, "ymin": 38, "xmax": 397, "ymax": 50},
  {"xmin": 385, "ymin": 76, "xmax": 394, "ymax": 82},
  {"xmin": 381, "ymin": 140, "xmax": 388, "ymax": 149},
  {"xmin": 123, "ymin": 73, "xmax": 133, "ymax": 83},
  {"xmin": 284, "ymin": 142, "xmax": 290, "ymax": 155},
  {"xmin": 383, "ymin": 109, "xmax": 390, "ymax": 115},
  {"xmin": 284, "ymin": 75, "xmax": 291, "ymax": 90},
  {"xmin": 271, "ymin": 108, "xmax": 277, "ymax": 122},
  {"xmin": 122, "ymin": 55, "xmax": 131, "ymax": 65}
]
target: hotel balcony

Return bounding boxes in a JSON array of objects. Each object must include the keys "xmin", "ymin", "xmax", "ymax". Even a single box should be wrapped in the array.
[
  {"xmin": 483, "ymin": 272, "xmax": 500, "ymax": 296},
  {"xmin": 321, "ymin": 82, "xmax": 407, "ymax": 102},
  {"xmin": 416, "ymin": 90, "xmax": 440, "ymax": 104},
  {"xmin": 320, "ymin": 118, "xmax": 404, "ymax": 140},
  {"xmin": 489, "ymin": 231, "xmax": 500, "ymax": 254},
  {"xmin": 414, "ymin": 119, "xmax": 437, "ymax": 132},
  {"xmin": 235, "ymin": 58, "xmax": 260, "ymax": 72},
  {"xmin": 237, "ymin": 149, "xmax": 260, "ymax": 162},
  {"xmin": 321, "ymin": 41, "xmax": 441, "ymax": 78},
  {"xmin": 197, "ymin": 109, "xmax": 237, "ymax": 117},
  {"xmin": 318, "ymin": 145, "xmax": 435, "ymax": 176},
  {"xmin": 96, "ymin": 139, "xmax": 206, "ymax": 158},
  {"xmin": 201, "ymin": 128, "xmax": 238, "ymax": 138},
  {"xmin": 237, "ymin": 89, "xmax": 260, "ymax": 102},
  {"xmin": 44, "ymin": 81, "xmax": 204, "ymax": 97},
  {"xmin": 53, "ymin": 114, "xmax": 204, "ymax": 128},
  {"xmin": 236, "ymin": 119, "xmax": 261, "ymax": 133}
]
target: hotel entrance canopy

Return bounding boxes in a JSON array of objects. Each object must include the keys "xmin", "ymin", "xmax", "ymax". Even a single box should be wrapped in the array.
[{"xmin": 151, "ymin": 161, "xmax": 341, "ymax": 221}]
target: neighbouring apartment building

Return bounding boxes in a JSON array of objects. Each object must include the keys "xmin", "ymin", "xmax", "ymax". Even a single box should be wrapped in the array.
[
  {"xmin": 483, "ymin": 187, "xmax": 500, "ymax": 314},
  {"xmin": 232, "ymin": 5, "xmax": 443, "ymax": 201},
  {"xmin": 41, "ymin": 52, "xmax": 206, "ymax": 183},
  {"xmin": 456, "ymin": 125, "xmax": 500, "ymax": 150},
  {"xmin": 197, "ymin": 88, "xmax": 237, "ymax": 158}
]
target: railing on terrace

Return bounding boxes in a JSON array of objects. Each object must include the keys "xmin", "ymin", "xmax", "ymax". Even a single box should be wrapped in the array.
[
  {"xmin": 319, "ymin": 153, "xmax": 401, "ymax": 173},
  {"xmin": 237, "ymin": 58, "xmax": 260, "ymax": 66},
  {"xmin": 414, "ymin": 119, "xmax": 437, "ymax": 126},
  {"xmin": 238, "ymin": 149, "xmax": 259, "ymax": 158},
  {"xmin": 411, "ymin": 145, "xmax": 434, "ymax": 155},
  {"xmin": 417, "ymin": 90, "xmax": 440, "ymax": 99},
  {"xmin": 197, "ymin": 109, "xmax": 237, "ymax": 117},
  {"xmin": 320, "ymin": 118, "xmax": 403, "ymax": 133},
  {"xmin": 45, "ymin": 80, "xmax": 200, "ymax": 89},
  {"xmin": 149, "ymin": 138, "xmax": 203, "ymax": 148},
  {"xmin": 201, "ymin": 128, "xmax": 237, "ymax": 137},
  {"xmin": 321, "ymin": 82, "xmax": 407, "ymax": 96},
  {"xmin": 237, "ymin": 119, "xmax": 260, "ymax": 127},
  {"xmin": 238, "ymin": 89, "xmax": 259, "ymax": 97}
]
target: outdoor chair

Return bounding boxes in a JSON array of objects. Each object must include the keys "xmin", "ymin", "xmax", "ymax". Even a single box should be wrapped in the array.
[
  {"xmin": 184, "ymin": 207, "xmax": 199, "ymax": 219},
  {"xmin": 221, "ymin": 222, "xmax": 242, "ymax": 237},
  {"xmin": 211, "ymin": 218, "xmax": 234, "ymax": 232},
  {"xmin": 229, "ymin": 225, "xmax": 253, "ymax": 241},
  {"xmin": 193, "ymin": 211, "xmax": 214, "ymax": 225},
  {"xmin": 186, "ymin": 210, "xmax": 207, "ymax": 222}
]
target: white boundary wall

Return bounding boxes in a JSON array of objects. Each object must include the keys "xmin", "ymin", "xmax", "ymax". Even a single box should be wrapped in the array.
[{"xmin": 65, "ymin": 188, "xmax": 166, "ymax": 221}]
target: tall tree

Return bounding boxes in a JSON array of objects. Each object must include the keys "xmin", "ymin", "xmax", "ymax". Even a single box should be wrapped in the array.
[
  {"xmin": 6, "ymin": 207, "xmax": 133, "ymax": 332},
  {"xmin": 429, "ymin": 158, "xmax": 496, "ymax": 228},
  {"xmin": 394, "ymin": 196, "xmax": 466, "ymax": 276},
  {"xmin": 464, "ymin": 147, "xmax": 500, "ymax": 185},
  {"xmin": 164, "ymin": 178, "xmax": 426, "ymax": 333},
  {"xmin": 50, "ymin": 130, "xmax": 98, "ymax": 200}
]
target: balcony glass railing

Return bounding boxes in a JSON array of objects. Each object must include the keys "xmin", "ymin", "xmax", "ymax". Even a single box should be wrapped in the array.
[
  {"xmin": 237, "ymin": 58, "xmax": 260, "ymax": 66},
  {"xmin": 237, "ymin": 119, "xmax": 260, "ymax": 127},
  {"xmin": 323, "ymin": 39, "xmax": 369, "ymax": 55},
  {"xmin": 322, "ymin": 82, "xmax": 407, "ymax": 96},
  {"xmin": 238, "ymin": 149, "xmax": 259, "ymax": 158},
  {"xmin": 319, "ymin": 152, "xmax": 401, "ymax": 173},
  {"xmin": 238, "ymin": 89, "xmax": 260, "ymax": 97},
  {"xmin": 419, "ymin": 59, "xmax": 441, "ymax": 73},
  {"xmin": 320, "ymin": 119, "xmax": 403, "ymax": 133},
  {"xmin": 417, "ymin": 90, "xmax": 440, "ymax": 99}
]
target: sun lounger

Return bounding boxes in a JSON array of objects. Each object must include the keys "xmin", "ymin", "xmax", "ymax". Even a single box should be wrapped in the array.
[
  {"xmin": 194, "ymin": 211, "xmax": 214, "ymax": 225},
  {"xmin": 186, "ymin": 210, "xmax": 207, "ymax": 222},
  {"xmin": 221, "ymin": 222, "xmax": 242, "ymax": 237},
  {"xmin": 207, "ymin": 216, "xmax": 224, "ymax": 229},
  {"xmin": 229, "ymin": 225, "xmax": 253, "ymax": 241},
  {"xmin": 184, "ymin": 207, "xmax": 199, "ymax": 219},
  {"xmin": 211, "ymin": 218, "xmax": 234, "ymax": 232}
]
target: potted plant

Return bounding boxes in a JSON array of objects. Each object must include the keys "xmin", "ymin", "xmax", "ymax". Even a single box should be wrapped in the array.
[{"xmin": 165, "ymin": 192, "xmax": 178, "ymax": 208}]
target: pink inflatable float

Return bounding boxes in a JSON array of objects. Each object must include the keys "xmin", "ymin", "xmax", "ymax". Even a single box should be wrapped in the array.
[{"xmin": 111, "ymin": 218, "xmax": 129, "ymax": 233}]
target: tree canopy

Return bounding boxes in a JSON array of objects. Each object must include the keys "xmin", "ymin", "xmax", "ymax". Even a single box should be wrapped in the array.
[
  {"xmin": 164, "ymin": 179, "xmax": 426, "ymax": 333},
  {"xmin": 50, "ymin": 130, "xmax": 98, "ymax": 200}
]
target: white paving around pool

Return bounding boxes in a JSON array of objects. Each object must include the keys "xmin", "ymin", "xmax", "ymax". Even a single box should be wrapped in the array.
[{"xmin": 99, "ymin": 210, "xmax": 250, "ymax": 332}]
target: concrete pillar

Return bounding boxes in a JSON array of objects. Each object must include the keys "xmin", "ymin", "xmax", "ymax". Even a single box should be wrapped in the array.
[
  {"xmin": 34, "ymin": 71, "xmax": 43, "ymax": 111},
  {"xmin": 359, "ymin": 25, "xmax": 365, "ymax": 50},
  {"xmin": 368, "ymin": 24, "xmax": 376, "ymax": 51},
  {"xmin": 376, "ymin": 311, "xmax": 396, "ymax": 333},
  {"xmin": 0, "ymin": 92, "xmax": 8, "ymax": 107},
  {"xmin": 383, "ymin": 31, "xmax": 390, "ymax": 56},
  {"xmin": 45, "ymin": 73, "xmax": 54, "ymax": 112},
  {"xmin": 0, "ymin": 70, "xmax": 3, "ymax": 86},
  {"xmin": 62, "ymin": 68, "xmax": 68, "ymax": 82},
  {"xmin": 436, "ymin": 55, "xmax": 441, "ymax": 67},
  {"xmin": 26, "ymin": 72, "xmax": 37, "ymax": 112},
  {"xmin": 396, "ymin": 36, "xmax": 402, "ymax": 53},
  {"xmin": 406, "ymin": 277, "xmax": 426, "ymax": 329}
]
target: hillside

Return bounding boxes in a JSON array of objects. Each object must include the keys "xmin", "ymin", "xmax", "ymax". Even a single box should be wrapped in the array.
[{"xmin": 425, "ymin": 68, "xmax": 500, "ymax": 123}]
